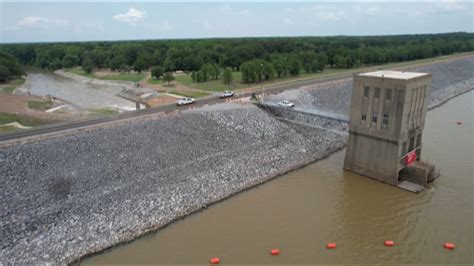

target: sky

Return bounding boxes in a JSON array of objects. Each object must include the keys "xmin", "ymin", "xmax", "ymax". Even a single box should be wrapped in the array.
[{"xmin": 0, "ymin": 1, "xmax": 472, "ymax": 43}]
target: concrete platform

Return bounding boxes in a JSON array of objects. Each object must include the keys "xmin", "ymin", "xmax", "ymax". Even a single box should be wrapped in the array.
[{"xmin": 397, "ymin": 180, "xmax": 426, "ymax": 193}]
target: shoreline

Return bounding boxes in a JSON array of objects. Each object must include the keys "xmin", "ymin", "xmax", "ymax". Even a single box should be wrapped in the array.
[{"xmin": 0, "ymin": 58, "xmax": 473, "ymax": 265}]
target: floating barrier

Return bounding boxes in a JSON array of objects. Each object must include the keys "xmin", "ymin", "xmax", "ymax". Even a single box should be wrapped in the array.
[
  {"xmin": 270, "ymin": 249, "xmax": 280, "ymax": 255},
  {"xmin": 444, "ymin": 242, "xmax": 455, "ymax": 250},
  {"xmin": 206, "ymin": 240, "xmax": 459, "ymax": 263},
  {"xmin": 210, "ymin": 257, "xmax": 221, "ymax": 264}
]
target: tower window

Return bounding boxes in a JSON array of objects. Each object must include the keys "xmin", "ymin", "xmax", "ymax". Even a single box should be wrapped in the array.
[
  {"xmin": 375, "ymin": 88, "xmax": 380, "ymax": 99},
  {"xmin": 382, "ymin": 114, "xmax": 389, "ymax": 125},
  {"xmin": 364, "ymin": 87, "xmax": 369, "ymax": 97},
  {"xmin": 361, "ymin": 114, "xmax": 367, "ymax": 121},
  {"xmin": 409, "ymin": 136, "xmax": 415, "ymax": 151},
  {"xmin": 386, "ymin": 89, "xmax": 392, "ymax": 100},
  {"xmin": 371, "ymin": 115, "xmax": 377, "ymax": 123}
]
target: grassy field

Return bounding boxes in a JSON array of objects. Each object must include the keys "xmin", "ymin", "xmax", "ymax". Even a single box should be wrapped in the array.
[
  {"xmin": 147, "ymin": 77, "xmax": 164, "ymax": 85},
  {"xmin": 69, "ymin": 68, "xmax": 145, "ymax": 82},
  {"xmin": 87, "ymin": 108, "xmax": 120, "ymax": 116},
  {"xmin": 0, "ymin": 125, "xmax": 17, "ymax": 133},
  {"xmin": 0, "ymin": 113, "xmax": 53, "ymax": 127},
  {"xmin": 169, "ymin": 91, "xmax": 209, "ymax": 98},
  {"xmin": 0, "ymin": 78, "xmax": 25, "ymax": 95},
  {"xmin": 174, "ymin": 72, "xmax": 244, "ymax": 92},
  {"xmin": 8, "ymin": 78, "xmax": 25, "ymax": 86},
  {"xmin": 0, "ymin": 87, "xmax": 15, "ymax": 94},
  {"xmin": 27, "ymin": 99, "xmax": 53, "ymax": 110}
]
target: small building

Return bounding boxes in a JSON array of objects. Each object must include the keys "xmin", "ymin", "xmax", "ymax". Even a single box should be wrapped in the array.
[{"xmin": 343, "ymin": 70, "xmax": 438, "ymax": 192}]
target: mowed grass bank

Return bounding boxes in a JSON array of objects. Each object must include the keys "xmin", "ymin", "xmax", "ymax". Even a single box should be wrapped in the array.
[
  {"xmin": 69, "ymin": 68, "xmax": 145, "ymax": 83},
  {"xmin": 27, "ymin": 99, "xmax": 53, "ymax": 111},
  {"xmin": 0, "ymin": 78, "xmax": 25, "ymax": 95},
  {"xmin": 0, "ymin": 113, "xmax": 54, "ymax": 132}
]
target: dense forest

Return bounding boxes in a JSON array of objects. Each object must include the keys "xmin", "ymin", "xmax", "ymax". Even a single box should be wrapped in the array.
[
  {"xmin": 0, "ymin": 51, "xmax": 24, "ymax": 82},
  {"xmin": 0, "ymin": 32, "xmax": 472, "ymax": 83}
]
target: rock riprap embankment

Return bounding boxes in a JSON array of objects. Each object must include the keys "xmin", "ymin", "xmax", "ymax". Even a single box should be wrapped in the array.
[{"xmin": 0, "ymin": 104, "xmax": 345, "ymax": 264}]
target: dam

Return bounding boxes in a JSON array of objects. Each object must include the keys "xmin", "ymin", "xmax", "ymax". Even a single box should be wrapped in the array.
[
  {"xmin": 85, "ymin": 91, "xmax": 473, "ymax": 264},
  {"xmin": 0, "ymin": 56, "xmax": 472, "ymax": 264}
]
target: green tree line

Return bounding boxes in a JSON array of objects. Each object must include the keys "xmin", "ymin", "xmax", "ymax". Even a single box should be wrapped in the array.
[
  {"xmin": 0, "ymin": 32, "xmax": 472, "ymax": 84},
  {"xmin": 0, "ymin": 51, "xmax": 25, "ymax": 82}
]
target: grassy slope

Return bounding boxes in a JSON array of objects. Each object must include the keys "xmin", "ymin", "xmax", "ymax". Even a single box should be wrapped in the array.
[
  {"xmin": 87, "ymin": 108, "xmax": 120, "ymax": 116},
  {"xmin": 27, "ymin": 99, "xmax": 53, "ymax": 110},
  {"xmin": 0, "ymin": 113, "xmax": 53, "ymax": 127},
  {"xmin": 69, "ymin": 68, "xmax": 145, "ymax": 82},
  {"xmin": 0, "ymin": 78, "xmax": 26, "ymax": 95},
  {"xmin": 0, "ymin": 87, "xmax": 15, "ymax": 94},
  {"xmin": 174, "ymin": 72, "xmax": 243, "ymax": 92},
  {"xmin": 168, "ymin": 91, "xmax": 209, "ymax": 98},
  {"xmin": 147, "ymin": 77, "xmax": 164, "ymax": 85}
]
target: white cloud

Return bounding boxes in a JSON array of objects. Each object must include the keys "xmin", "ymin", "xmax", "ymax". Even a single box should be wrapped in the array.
[
  {"xmin": 5, "ymin": 16, "xmax": 68, "ymax": 30},
  {"xmin": 113, "ymin": 8, "xmax": 146, "ymax": 23}
]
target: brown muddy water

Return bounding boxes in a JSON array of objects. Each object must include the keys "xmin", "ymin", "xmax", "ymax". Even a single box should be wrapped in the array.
[{"xmin": 83, "ymin": 91, "xmax": 473, "ymax": 265}]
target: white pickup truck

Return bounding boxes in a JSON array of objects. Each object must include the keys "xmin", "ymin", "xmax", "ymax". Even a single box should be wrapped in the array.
[
  {"xmin": 219, "ymin": 91, "xmax": 234, "ymax": 98},
  {"xmin": 176, "ymin": 97, "xmax": 196, "ymax": 106},
  {"xmin": 278, "ymin": 100, "xmax": 295, "ymax": 108}
]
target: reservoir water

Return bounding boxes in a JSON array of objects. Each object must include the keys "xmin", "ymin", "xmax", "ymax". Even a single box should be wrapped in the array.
[{"xmin": 84, "ymin": 91, "xmax": 473, "ymax": 264}]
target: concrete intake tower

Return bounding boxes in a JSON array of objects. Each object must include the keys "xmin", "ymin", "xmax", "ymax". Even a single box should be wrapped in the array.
[{"xmin": 343, "ymin": 70, "xmax": 438, "ymax": 192}]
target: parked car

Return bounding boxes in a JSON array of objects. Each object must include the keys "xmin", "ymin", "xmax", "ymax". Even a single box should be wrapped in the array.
[
  {"xmin": 219, "ymin": 91, "xmax": 234, "ymax": 98},
  {"xmin": 277, "ymin": 100, "xmax": 295, "ymax": 108},
  {"xmin": 176, "ymin": 97, "xmax": 196, "ymax": 106}
]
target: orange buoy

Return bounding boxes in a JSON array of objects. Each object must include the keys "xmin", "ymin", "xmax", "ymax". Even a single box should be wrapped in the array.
[
  {"xmin": 327, "ymin": 243, "xmax": 337, "ymax": 249},
  {"xmin": 384, "ymin": 240, "xmax": 394, "ymax": 247},
  {"xmin": 444, "ymin": 242, "xmax": 455, "ymax": 250},
  {"xmin": 210, "ymin": 257, "xmax": 221, "ymax": 264},
  {"xmin": 270, "ymin": 249, "xmax": 280, "ymax": 255},
  {"xmin": 457, "ymin": 121, "xmax": 463, "ymax": 125}
]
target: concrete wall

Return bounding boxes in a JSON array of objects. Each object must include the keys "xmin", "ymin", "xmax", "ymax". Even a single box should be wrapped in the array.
[
  {"xmin": 257, "ymin": 103, "xmax": 349, "ymax": 132},
  {"xmin": 343, "ymin": 133, "xmax": 400, "ymax": 185}
]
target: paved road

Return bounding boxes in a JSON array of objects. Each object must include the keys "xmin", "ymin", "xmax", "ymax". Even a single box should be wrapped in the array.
[{"xmin": 0, "ymin": 73, "xmax": 354, "ymax": 142}]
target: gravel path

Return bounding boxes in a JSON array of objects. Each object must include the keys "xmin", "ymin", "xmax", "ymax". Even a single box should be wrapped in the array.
[{"xmin": 1, "ymin": 57, "xmax": 472, "ymax": 265}]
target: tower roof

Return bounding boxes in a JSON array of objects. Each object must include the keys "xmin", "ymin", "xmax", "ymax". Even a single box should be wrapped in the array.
[{"xmin": 358, "ymin": 70, "xmax": 430, "ymax": 80}]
